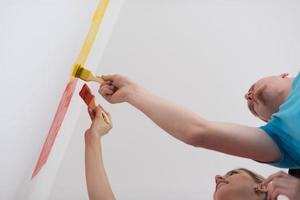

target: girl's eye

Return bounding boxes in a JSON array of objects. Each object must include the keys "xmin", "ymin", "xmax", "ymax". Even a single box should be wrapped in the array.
[{"xmin": 227, "ymin": 171, "xmax": 239, "ymax": 176}]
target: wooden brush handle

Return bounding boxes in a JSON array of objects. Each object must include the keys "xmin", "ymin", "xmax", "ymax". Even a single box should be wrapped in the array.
[
  {"xmin": 88, "ymin": 99, "xmax": 98, "ymax": 110},
  {"xmin": 101, "ymin": 111, "xmax": 111, "ymax": 125},
  {"xmin": 90, "ymin": 74, "xmax": 104, "ymax": 84},
  {"xmin": 89, "ymin": 101, "xmax": 111, "ymax": 125}
]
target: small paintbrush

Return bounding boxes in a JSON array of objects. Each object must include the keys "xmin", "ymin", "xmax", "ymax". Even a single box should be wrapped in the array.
[
  {"xmin": 79, "ymin": 84, "xmax": 111, "ymax": 125},
  {"xmin": 73, "ymin": 64, "xmax": 104, "ymax": 84}
]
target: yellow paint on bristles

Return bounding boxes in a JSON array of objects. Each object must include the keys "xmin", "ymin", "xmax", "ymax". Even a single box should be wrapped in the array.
[
  {"xmin": 71, "ymin": 64, "xmax": 81, "ymax": 77},
  {"xmin": 73, "ymin": 64, "xmax": 91, "ymax": 81}
]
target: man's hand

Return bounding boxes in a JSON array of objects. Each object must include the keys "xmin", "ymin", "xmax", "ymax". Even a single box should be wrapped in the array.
[
  {"xmin": 264, "ymin": 171, "xmax": 300, "ymax": 200},
  {"xmin": 98, "ymin": 74, "xmax": 139, "ymax": 104},
  {"xmin": 85, "ymin": 105, "xmax": 112, "ymax": 141}
]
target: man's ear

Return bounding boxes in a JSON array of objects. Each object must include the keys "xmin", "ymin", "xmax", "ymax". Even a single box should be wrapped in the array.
[{"xmin": 280, "ymin": 73, "xmax": 289, "ymax": 78}]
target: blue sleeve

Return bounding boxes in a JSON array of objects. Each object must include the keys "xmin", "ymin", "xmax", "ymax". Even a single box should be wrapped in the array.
[{"xmin": 259, "ymin": 124, "xmax": 298, "ymax": 168}]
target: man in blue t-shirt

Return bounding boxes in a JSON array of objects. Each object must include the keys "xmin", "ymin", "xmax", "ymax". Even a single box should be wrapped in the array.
[
  {"xmin": 245, "ymin": 73, "xmax": 300, "ymax": 168},
  {"xmin": 97, "ymin": 72, "xmax": 298, "ymax": 169}
]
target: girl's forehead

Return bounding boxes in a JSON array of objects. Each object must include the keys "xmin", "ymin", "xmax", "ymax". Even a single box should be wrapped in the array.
[
  {"xmin": 225, "ymin": 169, "xmax": 242, "ymax": 175},
  {"xmin": 225, "ymin": 169, "xmax": 252, "ymax": 178}
]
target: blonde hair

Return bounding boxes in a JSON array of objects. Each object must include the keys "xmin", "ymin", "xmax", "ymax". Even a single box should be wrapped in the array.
[
  {"xmin": 226, "ymin": 168, "xmax": 267, "ymax": 200},
  {"xmin": 235, "ymin": 168, "xmax": 265, "ymax": 183}
]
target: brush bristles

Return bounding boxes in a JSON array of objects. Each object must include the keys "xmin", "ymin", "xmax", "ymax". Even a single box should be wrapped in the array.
[
  {"xmin": 72, "ymin": 64, "xmax": 81, "ymax": 77},
  {"xmin": 79, "ymin": 84, "xmax": 95, "ymax": 106},
  {"xmin": 74, "ymin": 65, "xmax": 91, "ymax": 81}
]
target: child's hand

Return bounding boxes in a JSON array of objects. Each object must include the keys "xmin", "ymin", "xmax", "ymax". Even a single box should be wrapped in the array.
[{"xmin": 85, "ymin": 105, "xmax": 112, "ymax": 141}]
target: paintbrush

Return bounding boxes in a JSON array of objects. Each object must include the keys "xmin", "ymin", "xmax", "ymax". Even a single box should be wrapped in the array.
[
  {"xmin": 73, "ymin": 64, "xmax": 104, "ymax": 84},
  {"xmin": 79, "ymin": 84, "xmax": 111, "ymax": 125}
]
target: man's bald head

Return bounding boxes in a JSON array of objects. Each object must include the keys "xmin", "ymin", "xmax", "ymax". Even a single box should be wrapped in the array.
[{"xmin": 245, "ymin": 73, "xmax": 294, "ymax": 122}]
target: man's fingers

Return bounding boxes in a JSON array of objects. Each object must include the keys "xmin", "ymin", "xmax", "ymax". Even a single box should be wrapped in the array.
[
  {"xmin": 103, "ymin": 88, "xmax": 114, "ymax": 95},
  {"xmin": 101, "ymin": 74, "xmax": 116, "ymax": 82},
  {"xmin": 99, "ymin": 85, "xmax": 114, "ymax": 95},
  {"xmin": 100, "ymin": 81, "xmax": 112, "ymax": 87},
  {"xmin": 102, "ymin": 74, "xmax": 126, "ymax": 88},
  {"xmin": 100, "ymin": 82, "xmax": 116, "ymax": 91},
  {"xmin": 98, "ymin": 87, "xmax": 114, "ymax": 103},
  {"xmin": 95, "ymin": 75, "xmax": 105, "ymax": 84}
]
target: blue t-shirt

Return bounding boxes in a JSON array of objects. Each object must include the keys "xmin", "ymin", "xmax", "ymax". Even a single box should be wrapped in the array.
[{"xmin": 260, "ymin": 72, "xmax": 300, "ymax": 168}]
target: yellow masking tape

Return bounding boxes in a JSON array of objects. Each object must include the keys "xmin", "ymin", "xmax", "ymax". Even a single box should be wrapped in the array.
[{"xmin": 71, "ymin": 0, "xmax": 109, "ymax": 77}]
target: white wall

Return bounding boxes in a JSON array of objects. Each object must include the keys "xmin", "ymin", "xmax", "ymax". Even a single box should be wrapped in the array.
[
  {"xmin": 1, "ymin": 0, "xmax": 299, "ymax": 200},
  {"xmin": 0, "ymin": 0, "xmax": 123, "ymax": 199}
]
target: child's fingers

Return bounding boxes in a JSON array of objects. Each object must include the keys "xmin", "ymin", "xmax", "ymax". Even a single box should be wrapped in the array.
[
  {"xmin": 101, "ymin": 111, "xmax": 112, "ymax": 126},
  {"xmin": 97, "ymin": 104, "xmax": 112, "ymax": 125},
  {"xmin": 94, "ymin": 106, "xmax": 104, "ymax": 119},
  {"xmin": 87, "ymin": 107, "xmax": 95, "ymax": 120},
  {"xmin": 97, "ymin": 104, "xmax": 110, "ymax": 116},
  {"xmin": 90, "ymin": 109, "xmax": 105, "ymax": 129},
  {"xmin": 87, "ymin": 103, "xmax": 112, "ymax": 127},
  {"xmin": 88, "ymin": 106, "xmax": 103, "ymax": 121},
  {"xmin": 97, "ymin": 104, "xmax": 104, "ymax": 111}
]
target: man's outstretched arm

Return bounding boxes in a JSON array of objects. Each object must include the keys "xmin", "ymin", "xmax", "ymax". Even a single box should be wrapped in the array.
[{"xmin": 99, "ymin": 74, "xmax": 282, "ymax": 163}]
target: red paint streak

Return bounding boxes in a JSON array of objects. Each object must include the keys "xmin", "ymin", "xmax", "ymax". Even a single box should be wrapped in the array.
[{"xmin": 32, "ymin": 78, "xmax": 78, "ymax": 178}]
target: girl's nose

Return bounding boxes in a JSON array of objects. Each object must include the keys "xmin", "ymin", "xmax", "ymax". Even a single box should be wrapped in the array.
[{"xmin": 215, "ymin": 175, "xmax": 224, "ymax": 184}]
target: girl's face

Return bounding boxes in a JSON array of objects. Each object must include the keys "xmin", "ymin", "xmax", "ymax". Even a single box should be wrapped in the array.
[{"xmin": 213, "ymin": 169, "xmax": 263, "ymax": 200}]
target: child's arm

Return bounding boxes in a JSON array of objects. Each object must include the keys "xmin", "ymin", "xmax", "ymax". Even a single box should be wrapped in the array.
[{"xmin": 84, "ymin": 106, "xmax": 115, "ymax": 200}]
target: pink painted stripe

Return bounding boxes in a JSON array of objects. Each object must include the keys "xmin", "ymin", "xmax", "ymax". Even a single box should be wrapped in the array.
[{"xmin": 32, "ymin": 78, "xmax": 78, "ymax": 178}]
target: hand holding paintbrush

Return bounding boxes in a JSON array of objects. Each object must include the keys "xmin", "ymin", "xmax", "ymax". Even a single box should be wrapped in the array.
[{"xmin": 79, "ymin": 84, "xmax": 111, "ymax": 125}]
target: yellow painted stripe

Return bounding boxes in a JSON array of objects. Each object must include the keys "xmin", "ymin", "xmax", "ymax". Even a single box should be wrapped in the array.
[{"xmin": 71, "ymin": 0, "xmax": 109, "ymax": 77}]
